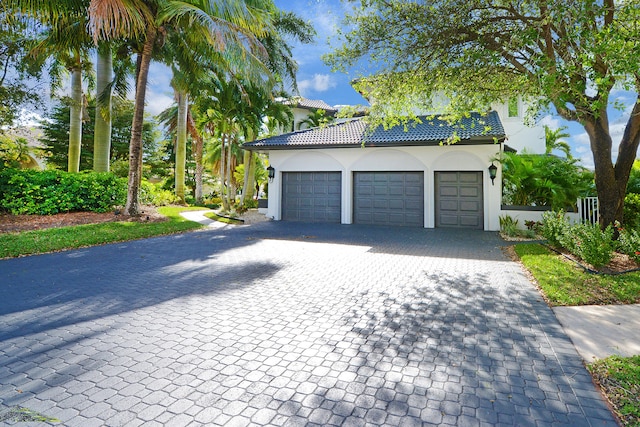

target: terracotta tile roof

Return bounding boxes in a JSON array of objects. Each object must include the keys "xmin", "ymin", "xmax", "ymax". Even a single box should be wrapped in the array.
[
  {"xmin": 244, "ymin": 112, "xmax": 505, "ymax": 150},
  {"xmin": 284, "ymin": 97, "xmax": 337, "ymax": 114}
]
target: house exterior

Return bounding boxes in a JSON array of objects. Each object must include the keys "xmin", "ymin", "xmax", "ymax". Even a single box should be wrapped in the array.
[{"xmin": 244, "ymin": 92, "xmax": 548, "ymax": 231}]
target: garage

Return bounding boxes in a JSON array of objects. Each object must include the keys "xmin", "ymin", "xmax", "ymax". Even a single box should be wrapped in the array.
[
  {"xmin": 353, "ymin": 171, "xmax": 424, "ymax": 227},
  {"xmin": 281, "ymin": 172, "xmax": 341, "ymax": 222},
  {"xmin": 435, "ymin": 171, "xmax": 483, "ymax": 229}
]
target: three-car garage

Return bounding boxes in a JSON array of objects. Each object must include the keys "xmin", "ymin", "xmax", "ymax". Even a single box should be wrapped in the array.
[{"xmin": 280, "ymin": 169, "xmax": 485, "ymax": 229}]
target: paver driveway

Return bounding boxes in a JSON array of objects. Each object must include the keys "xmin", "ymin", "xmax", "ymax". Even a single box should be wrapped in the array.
[{"xmin": 0, "ymin": 223, "xmax": 616, "ymax": 426}]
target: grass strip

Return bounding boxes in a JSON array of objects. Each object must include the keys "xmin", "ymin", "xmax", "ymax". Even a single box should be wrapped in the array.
[
  {"xmin": 588, "ymin": 355, "xmax": 640, "ymax": 427},
  {"xmin": 0, "ymin": 206, "xmax": 204, "ymax": 258},
  {"xmin": 513, "ymin": 243, "xmax": 640, "ymax": 306}
]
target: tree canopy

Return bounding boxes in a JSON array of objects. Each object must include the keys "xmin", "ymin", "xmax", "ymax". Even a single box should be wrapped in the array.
[{"xmin": 326, "ymin": 0, "xmax": 640, "ymax": 227}]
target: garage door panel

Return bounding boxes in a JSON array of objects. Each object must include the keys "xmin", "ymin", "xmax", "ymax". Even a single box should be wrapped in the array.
[
  {"xmin": 460, "ymin": 201, "xmax": 481, "ymax": 212},
  {"xmin": 282, "ymin": 172, "xmax": 341, "ymax": 223},
  {"xmin": 440, "ymin": 200, "xmax": 458, "ymax": 211},
  {"xmin": 435, "ymin": 171, "xmax": 483, "ymax": 229},
  {"xmin": 439, "ymin": 186, "xmax": 458, "ymax": 197},
  {"xmin": 460, "ymin": 215, "xmax": 481, "ymax": 227},
  {"xmin": 354, "ymin": 172, "xmax": 424, "ymax": 227},
  {"xmin": 460, "ymin": 173, "xmax": 481, "ymax": 183},
  {"xmin": 460, "ymin": 186, "xmax": 480, "ymax": 197},
  {"xmin": 439, "ymin": 172, "xmax": 459, "ymax": 182}
]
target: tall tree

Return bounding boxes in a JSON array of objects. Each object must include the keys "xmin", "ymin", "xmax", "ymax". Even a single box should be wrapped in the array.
[
  {"xmin": 0, "ymin": 13, "xmax": 43, "ymax": 128},
  {"xmin": 31, "ymin": 11, "xmax": 94, "ymax": 173},
  {"xmin": 88, "ymin": 0, "xmax": 276, "ymax": 216},
  {"xmin": 93, "ymin": 44, "xmax": 113, "ymax": 172},
  {"xmin": 326, "ymin": 0, "xmax": 640, "ymax": 228}
]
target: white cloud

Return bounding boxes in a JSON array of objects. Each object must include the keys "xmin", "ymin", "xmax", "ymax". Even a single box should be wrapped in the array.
[
  {"xmin": 298, "ymin": 73, "xmax": 337, "ymax": 95},
  {"xmin": 538, "ymin": 114, "xmax": 561, "ymax": 129}
]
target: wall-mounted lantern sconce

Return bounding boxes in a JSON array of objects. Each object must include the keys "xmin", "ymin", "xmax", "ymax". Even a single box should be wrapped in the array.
[
  {"xmin": 488, "ymin": 162, "xmax": 498, "ymax": 186},
  {"xmin": 267, "ymin": 165, "xmax": 275, "ymax": 182}
]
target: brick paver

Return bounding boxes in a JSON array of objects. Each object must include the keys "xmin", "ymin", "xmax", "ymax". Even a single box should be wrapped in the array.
[{"xmin": 0, "ymin": 223, "xmax": 616, "ymax": 425}]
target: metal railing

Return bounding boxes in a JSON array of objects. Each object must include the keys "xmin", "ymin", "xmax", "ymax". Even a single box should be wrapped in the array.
[{"xmin": 577, "ymin": 197, "xmax": 599, "ymax": 225}]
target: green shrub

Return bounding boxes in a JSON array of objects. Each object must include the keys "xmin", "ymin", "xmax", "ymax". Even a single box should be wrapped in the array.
[
  {"xmin": 500, "ymin": 215, "xmax": 520, "ymax": 237},
  {"xmin": 564, "ymin": 223, "xmax": 615, "ymax": 268},
  {"xmin": 624, "ymin": 193, "xmax": 640, "ymax": 231},
  {"xmin": 616, "ymin": 222, "xmax": 640, "ymax": 263},
  {"xmin": 0, "ymin": 169, "xmax": 126, "ymax": 214},
  {"xmin": 541, "ymin": 210, "xmax": 570, "ymax": 248},
  {"xmin": 139, "ymin": 180, "xmax": 180, "ymax": 206}
]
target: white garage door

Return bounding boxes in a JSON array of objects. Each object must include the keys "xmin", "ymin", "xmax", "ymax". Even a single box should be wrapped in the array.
[
  {"xmin": 435, "ymin": 171, "xmax": 483, "ymax": 229},
  {"xmin": 353, "ymin": 172, "xmax": 424, "ymax": 227},
  {"xmin": 281, "ymin": 172, "xmax": 341, "ymax": 222}
]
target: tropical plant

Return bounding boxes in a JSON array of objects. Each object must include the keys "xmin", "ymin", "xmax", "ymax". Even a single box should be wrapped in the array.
[
  {"xmin": 297, "ymin": 108, "xmax": 332, "ymax": 130},
  {"xmin": 86, "ymin": 0, "xmax": 277, "ymax": 216},
  {"xmin": 544, "ymin": 126, "xmax": 572, "ymax": 158},
  {"xmin": 627, "ymin": 160, "xmax": 640, "ymax": 194},
  {"xmin": 541, "ymin": 210, "xmax": 570, "ymax": 249},
  {"xmin": 40, "ymin": 97, "xmax": 157, "ymax": 171},
  {"xmin": 0, "ymin": 14, "xmax": 43, "ymax": 128},
  {"xmin": 29, "ymin": 9, "xmax": 95, "ymax": 173},
  {"xmin": 0, "ymin": 135, "xmax": 41, "ymax": 169},
  {"xmin": 501, "ymin": 152, "xmax": 594, "ymax": 210},
  {"xmin": 326, "ymin": 1, "xmax": 640, "ymax": 229}
]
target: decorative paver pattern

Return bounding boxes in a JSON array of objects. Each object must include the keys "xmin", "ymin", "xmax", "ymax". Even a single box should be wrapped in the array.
[{"xmin": 0, "ymin": 223, "xmax": 616, "ymax": 426}]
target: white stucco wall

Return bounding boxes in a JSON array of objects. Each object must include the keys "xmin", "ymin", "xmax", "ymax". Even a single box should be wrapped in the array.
[
  {"xmin": 264, "ymin": 144, "xmax": 504, "ymax": 231},
  {"xmin": 493, "ymin": 99, "xmax": 545, "ymax": 154}
]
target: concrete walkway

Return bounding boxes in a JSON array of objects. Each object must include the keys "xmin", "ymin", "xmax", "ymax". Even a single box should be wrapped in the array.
[
  {"xmin": 0, "ymin": 222, "xmax": 618, "ymax": 426},
  {"xmin": 554, "ymin": 304, "xmax": 640, "ymax": 361}
]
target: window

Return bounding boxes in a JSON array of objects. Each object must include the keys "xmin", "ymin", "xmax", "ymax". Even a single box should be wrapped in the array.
[{"xmin": 508, "ymin": 98, "xmax": 519, "ymax": 117}]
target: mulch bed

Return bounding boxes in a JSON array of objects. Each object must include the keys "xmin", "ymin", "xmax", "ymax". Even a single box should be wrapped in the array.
[{"xmin": 0, "ymin": 206, "xmax": 165, "ymax": 234}]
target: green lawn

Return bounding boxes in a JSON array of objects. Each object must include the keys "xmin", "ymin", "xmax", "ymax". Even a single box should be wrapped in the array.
[
  {"xmin": 0, "ymin": 206, "xmax": 205, "ymax": 258},
  {"xmin": 513, "ymin": 243, "xmax": 640, "ymax": 306},
  {"xmin": 588, "ymin": 355, "xmax": 640, "ymax": 427},
  {"xmin": 514, "ymin": 242, "xmax": 640, "ymax": 426}
]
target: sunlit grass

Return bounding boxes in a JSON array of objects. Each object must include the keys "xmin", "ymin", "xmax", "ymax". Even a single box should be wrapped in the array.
[
  {"xmin": 588, "ymin": 355, "xmax": 640, "ymax": 427},
  {"xmin": 0, "ymin": 206, "xmax": 204, "ymax": 258},
  {"xmin": 513, "ymin": 243, "xmax": 640, "ymax": 306}
]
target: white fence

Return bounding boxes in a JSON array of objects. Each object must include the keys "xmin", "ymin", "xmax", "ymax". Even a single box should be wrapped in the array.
[{"xmin": 577, "ymin": 197, "xmax": 599, "ymax": 225}]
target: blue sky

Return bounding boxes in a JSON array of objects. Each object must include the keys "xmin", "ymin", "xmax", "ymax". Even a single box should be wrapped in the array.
[{"xmin": 141, "ymin": 0, "xmax": 639, "ymax": 170}]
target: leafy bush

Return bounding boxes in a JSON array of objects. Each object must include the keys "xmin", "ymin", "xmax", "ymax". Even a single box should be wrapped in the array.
[
  {"xmin": 501, "ymin": 152, "xmax": 594, "ymax": 209},
  {"xmin": 562, "ymin": 223, "xmax": 615, "ymax": 268},
  {"xmin": 616, "ymin": 223, "xmax": 640, "ymax": 263},
  {"xmin": 0, "ymin": 169, "xmax": 126, "ymax": 214},
  {"xmin": 541, "ymin": 210, "xmax": 570, "ymax": 248},
  {"xmin": 624, "ymin": 193, "xmax": 640, "ymax": 231},
  {"xmin": 139, "ymin": 180, "xmax": 180, "ymax": 206},
  {"xmin": 500, "ymin": 215, "xmax": 519, "ymax": 236}
]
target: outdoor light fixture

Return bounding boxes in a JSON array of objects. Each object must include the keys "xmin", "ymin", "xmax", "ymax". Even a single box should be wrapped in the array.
[
  {"xmin": 267, "ymin": 165, "xmax": 275, "ymax": 182},
  {"xmin": 488, "ymin": 162, "xmax": 498, "ymax": 186}
]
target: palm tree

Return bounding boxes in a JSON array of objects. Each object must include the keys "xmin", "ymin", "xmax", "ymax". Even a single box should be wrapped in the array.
[
  {"xmin": 544, "ymin": 125, "xmax": 572, "ymax": 158},
  {"xmin": 88, "ymin": 0, "xmax": 277, "ymax": 216},
  {"xmin": 93, "ymin": 44, "xmax": 113, "ymax": 172},
  {"xmin": 297, "ymin": 108, "xmax": 332, "ymax": 130},
  {"xmin": 30, "ymin": 10, "xmax": 94, "ymax": 173}
]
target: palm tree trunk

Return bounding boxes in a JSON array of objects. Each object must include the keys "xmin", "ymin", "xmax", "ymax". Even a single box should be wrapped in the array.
[
  {"xmin": 194, "ymin": 139, "xmax": 204, "ymax": 204},
  {"xmin": 68, "ymin": 64, "xmax": 83, "ymax": 173},
  {"xmin": 93, "ymin": 45, "xmax": 113, "ymax": 172},
  {"xmin": 125, "ymin": 26, "xmax": 156, "ymax": 216},
  {"xmin": 240, "ymin": 149, "xmax": 254, "ymax": 205},
  {"xmin": 226, "ymin": 135, "xmax": 234, "ymax": 207},
  {"xmin": 187, "ymin": 110, "xmax": 204, "ymax": 204},
  {"xmin": 175, "ymin": 90, "xmax": 188, "ymax": 203},
  {"xmin": 220, "ymin": 133, "xmax": 229, "ymax": 211}
]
